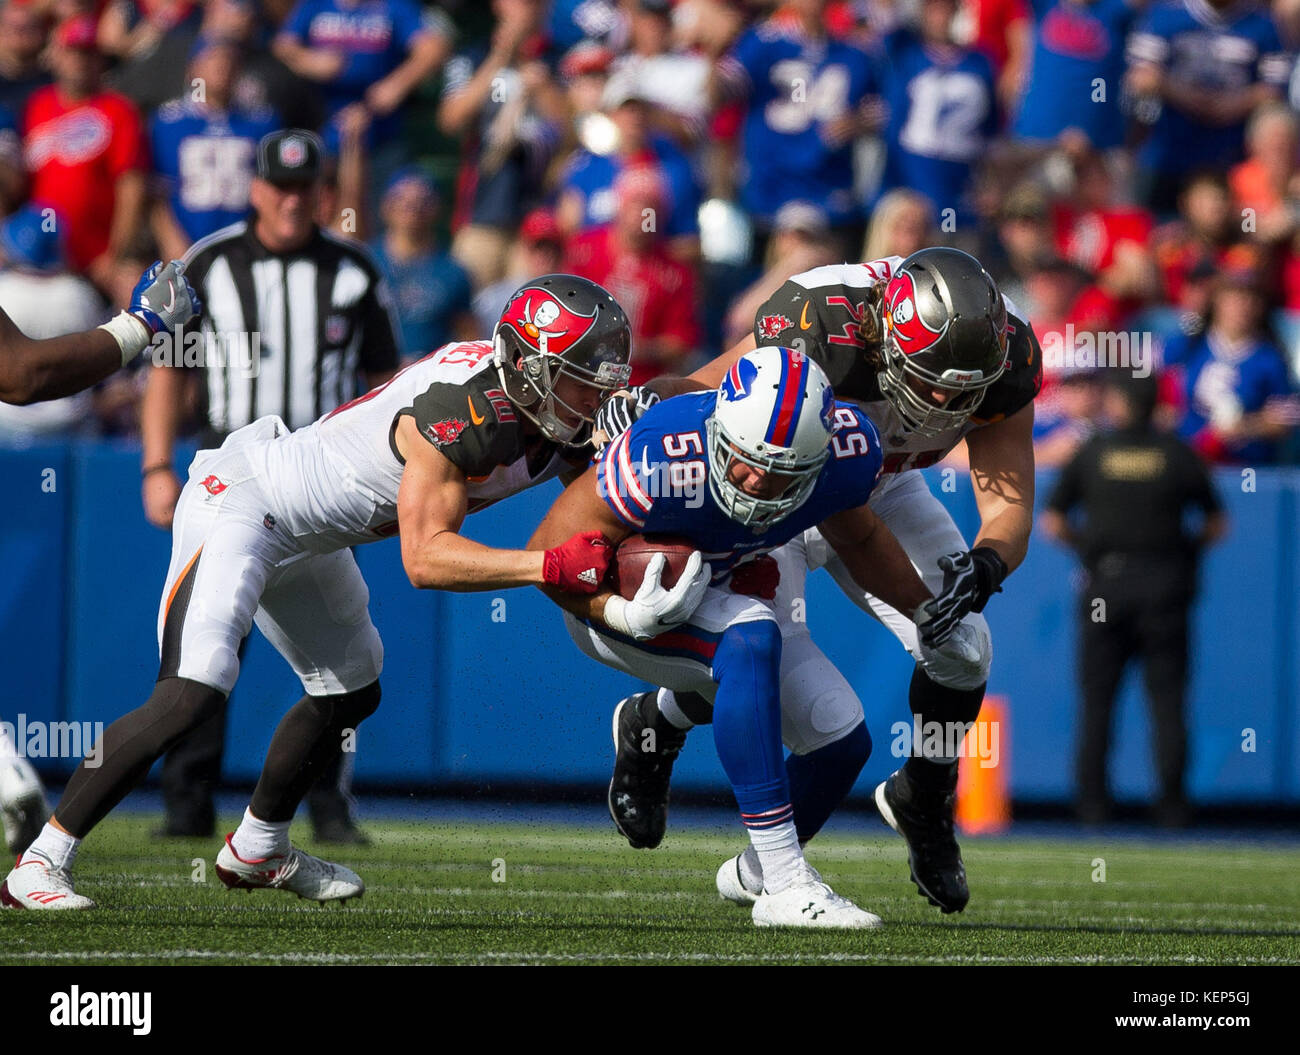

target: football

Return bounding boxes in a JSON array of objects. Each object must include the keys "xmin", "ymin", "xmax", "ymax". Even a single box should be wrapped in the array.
[{"xmin": 610, "ymin": 534, "xmax": 698, "ymax": 600}]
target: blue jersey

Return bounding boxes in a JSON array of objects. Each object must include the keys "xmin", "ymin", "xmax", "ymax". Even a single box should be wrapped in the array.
[
  {"xmin": 1175, "ymin": 333, "xmax": 1293, "ymax": 463},
  {"xmin": 281, "ymin": 0, "xmax": 432, "ymax": 141},
  {"xmin": 560, "ymin": 136, "xmax": 700, "ymax": 238},
  {"xmin": 370, "ymin": 242, "xmax": 470, "ymax": 359},
  {"xmin": 151, "ymin": 100, "xmax": 279, "ymax": 243},
  {"xmin": 723, "ymin": 21, "xmax": 876, "ymax": 226},
  {"xmin": 1127, "ymin": 0, "xmax": 1292, "ymax": 175},
  {"xmin": 1013, "ymin": 0, "xmax": 1136, "ymax": 149},
  {"xmin": 879, "ymin": 31, "xmax": 997, "ymax": 223},
  {"xmin": 596, "ymin": 392, "xmax": 883, "ymax": 583}
]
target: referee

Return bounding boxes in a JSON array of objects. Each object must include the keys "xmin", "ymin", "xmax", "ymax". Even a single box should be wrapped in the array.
[
  {"xmin": 1041, "ymin": 374, "xmax": 1227, "ymax": 828},
  {"xmin": 140, "ymin": 128, "xmax": 401, "ymax": 843}
]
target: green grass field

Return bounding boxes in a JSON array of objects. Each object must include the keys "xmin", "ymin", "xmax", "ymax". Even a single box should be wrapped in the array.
[{"xmin": 3, "ymin": 815, "xmax": 1298, "ymax": 965}]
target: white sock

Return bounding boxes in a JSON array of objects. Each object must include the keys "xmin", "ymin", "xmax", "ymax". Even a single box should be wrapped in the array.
[
  {"xmin": 738, "ymin": 844, "xmax": 763, "ymax": 892},
  {"xmin": 656, "ymin": 689, "xmax": 695, "ymax": 730},
  {"xmin": 746, "ymin": 815, "xmax": 803, "ymax": 893},
  {"xmin": 23, "ymin": 822, "xmax": 80, "ymax": 871},
  {"xmin": 230, "ymin": 808, "xmax": 290, "ymax": 860}
]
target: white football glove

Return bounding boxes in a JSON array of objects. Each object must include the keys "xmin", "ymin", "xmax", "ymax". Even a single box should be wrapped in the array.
[{"xmin": 603, "ymin": 551, "xmax": 711, "ymax": 641}]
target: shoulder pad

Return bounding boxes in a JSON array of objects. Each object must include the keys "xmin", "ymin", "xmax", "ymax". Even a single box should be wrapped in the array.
[{"xmin": 971, "ymin": 314, "xmax": 1043, "ymax": 425}]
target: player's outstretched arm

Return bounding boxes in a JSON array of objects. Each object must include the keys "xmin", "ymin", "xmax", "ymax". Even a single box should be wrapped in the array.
[
  {"xmin": 965, "ymin": 401, "xmax": 1035, "ymax": 575},
  {"xmin": 0, "ymin": 259, "xmax": 200, "ymax": 406},
  {"xmin": 394, "ymin": 415, "xmax": 610, "ymax": 593},
  {"xmin": 819, "ymin": 502, "xmax": 933, "ymax": 620}
]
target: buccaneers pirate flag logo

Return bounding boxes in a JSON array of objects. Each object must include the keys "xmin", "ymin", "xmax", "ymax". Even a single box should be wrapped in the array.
[
  {"xmin": 498, "ymin": 288, "xmax": 599, "ymax": 356},
  {"xmin": 883, "ymin": 271, "xmax": 947, "ymax": 357}
]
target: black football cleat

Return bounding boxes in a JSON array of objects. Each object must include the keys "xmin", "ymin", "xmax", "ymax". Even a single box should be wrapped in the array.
[
  {"xmin": 608, "ymin": 693, "xmax": 687, "ymax": 849},
  {"xmin": 874, "ymin": 766, "xmax": 970, "ymax": 914}
]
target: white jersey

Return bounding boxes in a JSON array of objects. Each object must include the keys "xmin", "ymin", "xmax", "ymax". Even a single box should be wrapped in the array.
[{"xmin": 236, "ymin": 341, "xmax": 571, "ymax": 553}]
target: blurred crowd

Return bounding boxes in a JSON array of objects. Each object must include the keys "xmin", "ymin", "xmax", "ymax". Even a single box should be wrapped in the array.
[{"xmin": 4, "ymin": 0, "xmax": 1300, "ymax": 467}]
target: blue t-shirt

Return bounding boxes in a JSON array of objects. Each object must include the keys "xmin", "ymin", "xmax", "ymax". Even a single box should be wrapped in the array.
[
  {"xmin": 879, "ymin": 31, "xmax": 998, "ymax": 225},
  {"xmin": 151, "ymin": 99, "xmax": 280, "ymax": 243},
  {"xmin": 370, "ymin": 242, "xmax": 471, "ymax": 359},
  {"xmin": 725, "ymin": 21, "xmax": 876, "ymax": 226},
  {"xmin": 560, "ymin": 136, "xmax": 700, "ymax": 238},
  {"xmin": 548, "ymin": 0, "xmax": 624, "ymax": 54},
  {"xmin": 1013, "ymin": 0, "xmax": 1137, "ymax": 149},
  {"xmin": 281, "ymin": 0, "xmax": 432, "ymax": 142},
  {"xmin": 596, "ymin": 390, "xmax": 883, "ymax": 583},
  {"xmin": 1127, "ymin": 0, "xmax": 1292, "ymax": 176},
  {"xmin": 1174, "ymin": 332, "xmax": 1293, "ymax": 463}
]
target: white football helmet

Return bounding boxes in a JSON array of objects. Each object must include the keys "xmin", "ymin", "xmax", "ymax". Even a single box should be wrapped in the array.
[{"xmin": 706, "ymin": 346, "xmax": 835, "ymax": 529}]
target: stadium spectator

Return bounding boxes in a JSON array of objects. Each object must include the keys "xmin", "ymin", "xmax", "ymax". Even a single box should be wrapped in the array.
[
  {"xmin": 604, "ymin": 0, "xmax": 713, "ymax": 145},
  {"xmin": 472, "ymin": 206, "xmax": 564, "ymax": 336},
  {"xmin": 1167, "ymin": 255, "xmax": 1299, "ymax": 464},
  {"xmin": 984, "ymin": 182, "xmax": 1057, "ymax": 308},
  {"xmin": 878, "ymin": 0, "xmax": 998, "ymax": 231},
  {"xmin": 438, "ymin": 0, "xmax": 566, "ymax": 287},
  {"xmin": 712, "ymin": 0, "xmax": 877, "ymax": 252},
  {"xmin": 1125, "ymin": 0, "xmax": 1293, "ymax": 215},
  {"xmin": 371, "ymin": 168, "xmax": 474, "ymax": 361},
  {"xmin": 1042, "ymin": 373, "xmax": 1228, "ymax": 827},
  {"xmin": 100, "ymin": 0, "xmax": 205, "ymax": 114},
  {"xmin": 0, "ymin": 0, "xmax": 52, "ymax": 118},
  {"xmin": 0, "ymin": 205, "xmax": 105, "ymax": 439},
  {"xmin": 557, "ymin": 80, "xmax": 701, "ymax": 260},
  {"xmin": 1033, "ymin": 368, "xmax": 1105, "ymax": 468},
  {"xmin": 140, "ymin": 128, "xmax": 400, "ymax": 843},
  {"xmin": 724, "ymin": 200, "xmax": 837, "ymax": 346},
  {"xmin": 564, "ymin": 165, "xmax": 702, "ymax": 384},
  {"xmin": 1151, "ymin": 170, "xmax": 1239, "ymax": 305},
  {"xmin": 1012, "ymin": 0, "xmax": 1138, "ymax": 151},
  {"xmin": 1052, "ymin": 149, "xmax": 1159, "ymax": 321},
  {"xmin": 149, "ymin": 36, "xmax": 279, "ymax": 261},
  {"xmin": 23, "ymin": 15, "xmax": 149, "ymax": 291},
  {"xmin": 959, "ymin": 0, "xmax": 1032, "ymax": 110},
  {"xmin": 273, "ymin": 0, "xmax": 450, "ymax": 155},
  {"xmin": 863, "ymin": 187, "xmax": 938, "ymax": 262},
  {"xmin": 1229, "ymin": 101, "xmax": 1300, "ymax": 245},
  {"xmin": 548, "ymin": 0, "xmax": 626, "ymax": 54}
]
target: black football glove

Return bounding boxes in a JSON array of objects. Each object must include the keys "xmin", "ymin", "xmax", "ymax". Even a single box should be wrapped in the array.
[
  {"xmin": 593, "ymin": 387, "xmax": 661, "ymax": 448},
  {"xmin": 917, "ymin": 547, "xmax": 1008, "ymax": 649}
]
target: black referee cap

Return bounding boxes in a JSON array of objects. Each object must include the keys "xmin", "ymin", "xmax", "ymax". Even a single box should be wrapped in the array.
[{"xmin": 256, "ymin": 129, "xmax": 323, "ymax": 187}]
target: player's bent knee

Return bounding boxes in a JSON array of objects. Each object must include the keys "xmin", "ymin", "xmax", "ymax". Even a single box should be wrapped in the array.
[
  {"xmin": 919, "ymin": 617, "xmax": 992, "ymax": 691},
  {"xmin": 713, "ymin": 617, "xmax": 782, "ymax": 687},
  {"xmin": 333, "ymin": 679, "xmax": 382, "ymax": 726}
]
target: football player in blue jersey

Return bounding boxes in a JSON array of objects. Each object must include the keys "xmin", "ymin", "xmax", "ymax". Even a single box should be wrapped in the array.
[{"xmin": 529, "ymin": 346, "xmax": 975, "ymax": 928}]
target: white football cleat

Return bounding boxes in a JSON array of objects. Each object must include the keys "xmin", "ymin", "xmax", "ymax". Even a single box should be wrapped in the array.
[
  {"xmin": 751, "ymin": 864, "xmax": 882, "ymax": 929},
  {"xmin": 214, "ymin": 835, "xmax": 364, "ymax": 904},
  {"xmin": 0, "ymin": 755, "xmax": 48, "ymax": 855},
  {"xmin": 1, "ymin": 851, "xmax": 95, "ymax": 910},
  {"xmin": 716, "ymin": 854, "xmax": 762, "ymax": 906}
]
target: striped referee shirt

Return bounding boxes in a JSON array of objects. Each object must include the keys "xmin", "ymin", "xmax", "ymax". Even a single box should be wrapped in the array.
[{"xmin": 185, "ymin": 220, "xmax": 402, "ymax": 436}]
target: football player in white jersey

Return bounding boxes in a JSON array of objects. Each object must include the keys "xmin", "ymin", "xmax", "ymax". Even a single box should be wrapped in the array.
[
  {"xmin": 592, "ymin": 248, "xmax": 1042, "ymax": 914},
  {"xmin": 2, "ymin": 275, "xmax": 632, "ymax": 911}
]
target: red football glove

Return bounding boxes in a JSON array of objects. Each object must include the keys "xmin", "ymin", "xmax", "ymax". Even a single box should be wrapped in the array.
[
  {"xmin": 728, "ymin": 554, "xmax": 780, "ymax": 600},
  {"xmin": 543, "ymin": 530, "xmax": 614, "ymax": 594}
]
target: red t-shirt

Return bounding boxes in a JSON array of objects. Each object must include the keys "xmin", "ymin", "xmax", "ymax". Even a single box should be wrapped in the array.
[
  {"xmin": 1053, "ymin": 204, "xmax": 1153, "ymax": 275},
  {"xmin": 965, "ymin": 0, "xmax": 1029, "ymax": 73},
  {"xmin": 23, "ymin": 86, "xmax": 146, "ymax": 271},
  {"xmin": 564, "ymin": 229, "xmax": 702, "ymax": 385}
]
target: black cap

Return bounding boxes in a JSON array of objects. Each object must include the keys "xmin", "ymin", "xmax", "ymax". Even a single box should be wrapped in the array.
[{"xmin": 256, "ymin": 129, "xmax": 323, "ymax": 186}]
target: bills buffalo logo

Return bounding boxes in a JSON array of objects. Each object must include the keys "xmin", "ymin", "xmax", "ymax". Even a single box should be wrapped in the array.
[
  {"xmin": 201, "ymin": 475, "xmax": 228, "ymax": 496},
  {"xmin": 24, "ymin": 110, "xmax": 112, "ymax": 168},
  {"xmin": 425, "ymin": 417, "xmax": 468, "ymax": 447},
  {"xmin": 883, "ymin": 272, "xmax": 947, "ymax": 356},
  {"xmin": 757, "ymin": 313, "xmax": 792, "ymax": 340},
  {"xmin": 721, "ymin": 356, "xmax": 759, "ymax": 402},
  {"xmin": 500, "ymin": 289, "xmax": 598, "ymax": 356}
]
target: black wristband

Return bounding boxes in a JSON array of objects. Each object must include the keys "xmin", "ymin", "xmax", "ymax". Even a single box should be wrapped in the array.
[{"xmin": 969, "ymin": 546, "xmax": 1008, "ymax": 611}]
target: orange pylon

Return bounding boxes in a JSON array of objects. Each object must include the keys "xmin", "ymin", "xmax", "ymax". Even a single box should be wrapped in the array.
[{"xmin": 955, "ymin": 695, "xmax": 1010, "ymax": 835}]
